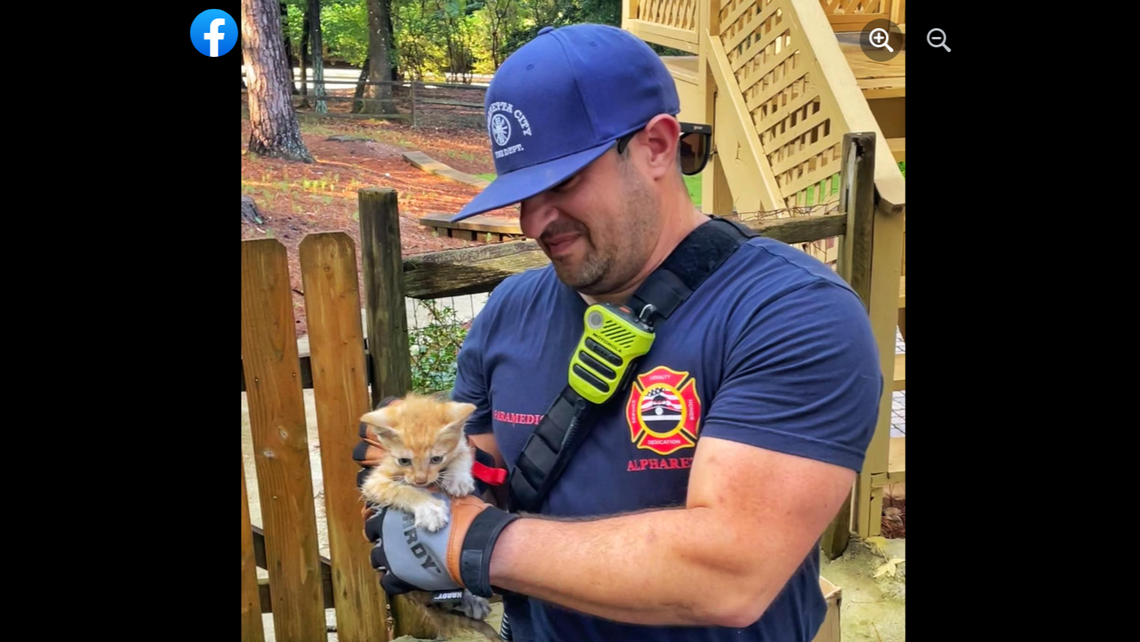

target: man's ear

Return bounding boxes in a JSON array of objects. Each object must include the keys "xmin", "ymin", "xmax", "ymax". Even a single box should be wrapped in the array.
[
  {"xmin": 360, "ymin": 407, "xmax": 402, "ymax": 446},
  {"xmin": 639, "ymin": 114, "xmax": 682, "ymax": 180}
]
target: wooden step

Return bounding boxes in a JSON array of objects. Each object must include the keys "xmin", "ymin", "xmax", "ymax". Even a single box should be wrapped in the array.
[
  {"xmin": 419, "ymin": 213, "xmax": 523, "ymax": 243},
  {"xmin": 402, "ymin": 151, "xmax": 491, "ymax": 189},
  {"xmin": 893, "ymin": 353, "xmax": 905, "ymax": 391}
]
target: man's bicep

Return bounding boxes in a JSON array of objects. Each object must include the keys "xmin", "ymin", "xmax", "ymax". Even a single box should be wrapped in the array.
[
  {"xmin": 686, "ymin": 437, "xmax": 854, "ymax": 577},
  {"xmin": 688, "ymin": 436, "xmax": 854, "ymax": 524},
  {"xmin": 702, "ymin": 280, "xmax": 882, "ymax": 471}
]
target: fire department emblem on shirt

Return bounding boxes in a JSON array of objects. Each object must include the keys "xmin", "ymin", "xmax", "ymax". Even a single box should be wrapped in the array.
[{"xmin": 625, "ymin": 366, "xmax": 702, "ymax": 456}]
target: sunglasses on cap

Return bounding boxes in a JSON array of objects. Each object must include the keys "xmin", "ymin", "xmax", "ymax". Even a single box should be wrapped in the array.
[{"xmin": 615, "ymin": 122, "xmax": 713, "ymax": 176}]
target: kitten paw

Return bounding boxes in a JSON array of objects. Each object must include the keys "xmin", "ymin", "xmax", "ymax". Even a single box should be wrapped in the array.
[
  {"xmin": 441, "ymin": 473, "xmax": 476, "ymax": 497},
  {"xmin": 414, "ymin": 500, "xmax": 449, "ymax": 532},
  {"xmin": 456, "ymin": 591, "xmax": 492, "ymax": 621}
]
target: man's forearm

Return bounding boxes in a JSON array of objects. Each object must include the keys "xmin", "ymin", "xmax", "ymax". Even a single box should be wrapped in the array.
[{"xmin": 487, "ymin": 506, "xmax": 780, "ymax": 628}]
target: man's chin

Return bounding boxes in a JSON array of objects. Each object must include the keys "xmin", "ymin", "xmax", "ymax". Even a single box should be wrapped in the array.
[{"xmin": 552, "ymin": 261, "xmax": 606, "ymax": 293}]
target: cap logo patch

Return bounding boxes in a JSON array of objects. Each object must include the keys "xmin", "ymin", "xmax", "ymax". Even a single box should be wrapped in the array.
[{"xmin": 487, "ymin": 101, "xmax": 532, "ymax": 160}]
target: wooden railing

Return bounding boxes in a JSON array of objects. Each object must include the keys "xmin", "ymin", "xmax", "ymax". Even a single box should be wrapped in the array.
[
  {"xmin": 705, "ymin": 0, "xmax": 903, "ymax": 213},
  {"xmin": 819, "ymin": 0, "xmax": 906, "ymax": 32},
  {"xmin": 624, "ymin": 0, "xmax": 701, "ymax": 53}
]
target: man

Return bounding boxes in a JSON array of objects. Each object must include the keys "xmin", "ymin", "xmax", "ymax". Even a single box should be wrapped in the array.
[{"xmin": 356, "ymin": 23, "xmax": 882, "ymax": 641}]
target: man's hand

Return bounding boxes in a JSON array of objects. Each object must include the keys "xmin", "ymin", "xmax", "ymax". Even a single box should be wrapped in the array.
[{"xmin": 364, "ymin": 493, "xmax": 519, "ymax": 597}]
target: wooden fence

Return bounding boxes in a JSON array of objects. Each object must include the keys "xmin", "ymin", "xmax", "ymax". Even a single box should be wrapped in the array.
[
  {"xmin": 240, "ymin": 75, "xmax": 487, "ymax": 129},
  {"xmin": 241, "ymin": 131, "xmax": 899, "ymax": 640}
]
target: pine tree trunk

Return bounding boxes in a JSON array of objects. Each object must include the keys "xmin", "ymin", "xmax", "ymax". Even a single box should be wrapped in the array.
[
  {"xmin": 386, "ymin": 4, "xmax": 398, "ymax": 81},
  {"xmin": 241, "ymin": 0, "xmax": 313, "ymax": 162},
  {"xmin": 280, "ymin": 3, "xmax": 298, "ymax": 95},
  {"xmin": 299, "ymin": 8, "xmax": 310, "ymax": 108},
  {"xmin": 241, "ymin": 33, "xmax": 248, "ymax": 88},
  {"xmin": 360, "ymin": 0, "xmax": 396, "ymax": 115},
  {"xmin": 308, "ymin": 0, "xmax": 327, "ymax": 114}
]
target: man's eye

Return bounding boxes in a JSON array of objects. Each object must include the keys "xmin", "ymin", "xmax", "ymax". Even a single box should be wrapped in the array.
[
  {"xmin": 430, "ymin": 456, "xmax": 443, "ymax": 464},
  {"xmin": 397, "ymin": 458, "xmax": 411, "ymax": 466}
]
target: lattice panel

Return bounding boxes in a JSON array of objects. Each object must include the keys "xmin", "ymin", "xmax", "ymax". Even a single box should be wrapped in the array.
[
  {"xmin": 637, "ymin": 0, "xmax": 699, "ymax": 30},
  {"xmin": 821, "ymin": 0, "xmax": 887, "ymax": 15},
  {"xmin": 718, "ymin": 0, "xmax": 843, "ymax": 211}
]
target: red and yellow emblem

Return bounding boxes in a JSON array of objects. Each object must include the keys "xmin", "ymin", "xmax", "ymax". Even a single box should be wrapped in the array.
[{"xmin": 625, "ymin": 366, "xmax": 702, "ymax": 456}]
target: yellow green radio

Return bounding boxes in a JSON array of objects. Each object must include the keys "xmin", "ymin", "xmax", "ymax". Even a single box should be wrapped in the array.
[{"xmin": 567, "ymin": 303, "xmax": 656, "ymax": 404}]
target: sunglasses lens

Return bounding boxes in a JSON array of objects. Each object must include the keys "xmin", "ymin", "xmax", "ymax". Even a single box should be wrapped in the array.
[{"xmin": 679, "ymin": 132, "xmax": 710, "ymax": 175}]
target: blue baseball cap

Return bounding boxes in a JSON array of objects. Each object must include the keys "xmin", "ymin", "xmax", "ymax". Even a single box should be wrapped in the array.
[{"xmin": 451, "ymin": 24, "xmax": 680, "ymax": 222}]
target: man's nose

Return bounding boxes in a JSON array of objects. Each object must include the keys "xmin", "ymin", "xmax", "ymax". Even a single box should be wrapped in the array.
[{"xmin": 520, "ymin": 194, "xmax": 560, "ymax": 240}]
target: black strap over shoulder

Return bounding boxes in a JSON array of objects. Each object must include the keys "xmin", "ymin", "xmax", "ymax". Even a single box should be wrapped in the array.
[
  {"xmin": 507, "ymin": 216, "xmax": 758, "ymax": 513},
  {"xmin": 628, "ymin": 216, "xmax": 758, "ymax": 323}
]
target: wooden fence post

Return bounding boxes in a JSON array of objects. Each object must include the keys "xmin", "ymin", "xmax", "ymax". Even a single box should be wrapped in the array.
[
  {"xmin": 821, "ymin": 132, "xmax": 877, "ymax": 559},
  {"xmin": 410, "ymin": 81, "xmax": 417, "ymax": 129},
  {"xmin": 832, "ymin": 132, "xmax": 905, "ymax": 542},
  {"xmin": 358, "ymin": 189, "xmax": 433, "ymax": 638},
  {"xmin": 359, "ymin": 188, "xmax": 414, "ymax": 407}
]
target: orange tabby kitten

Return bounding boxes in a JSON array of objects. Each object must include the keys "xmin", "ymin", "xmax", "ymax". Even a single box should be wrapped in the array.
[
  {"xmin": 359, "ymin": 393, "xmax": 500, "ymax": 640},
  {"xmin": 359, "ymin": 393, "xmax": 478, "ymax": 531}
]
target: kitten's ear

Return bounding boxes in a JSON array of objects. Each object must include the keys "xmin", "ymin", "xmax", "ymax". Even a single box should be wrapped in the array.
[
  {"xmin": 439, "ymin": 402, "xmax": 476, "ymax": 438},
  {"xmin": 360, "ymin": 408, "xmax": 402, "ymax": 446},
  {"xmin": 447, "ymin": 402, "xmax": 477, "ymax": 423}
]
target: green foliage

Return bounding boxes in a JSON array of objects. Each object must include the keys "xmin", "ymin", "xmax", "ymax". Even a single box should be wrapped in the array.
[
  {"xmin": 898, "ymin": 161, "xmax": 905, "ymax": 178},
  {"xmin": 284, "ymin": 1, "xmax": 368, "ymax": 67},
  {"xmin": 321, "ymin": 1, "xmax": 370, "ymax": 66},
  {"xmin": 500, "ymin": 0, "xmax": 621, "ymax": 65},
  {"xmin": 408, "ymin": 301, "xmax": 470, "ymax": 394},
  {"xmin": 280, "ymin": 0, "xmax": 624, "ymax": 79}
]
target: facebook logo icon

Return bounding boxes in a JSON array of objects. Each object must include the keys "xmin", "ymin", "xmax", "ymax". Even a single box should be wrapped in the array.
[{"xmin": 191, "ymin": 9, "xmax": 238, "ymax": 57}]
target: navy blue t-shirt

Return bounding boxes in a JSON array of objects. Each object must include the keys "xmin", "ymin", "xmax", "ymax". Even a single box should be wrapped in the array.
[{"xmin": 452, "ymin": 235, "xmax": 882, "ymax": 642}]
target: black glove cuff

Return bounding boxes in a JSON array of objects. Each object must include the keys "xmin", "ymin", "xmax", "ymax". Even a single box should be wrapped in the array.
[
  {"xmin": 352, "ymin": 440, "xmax": 372, "ymax": 464},
  {"xmin": 459, "ymin": 506, "xmax": 519, "ymax": 598}
]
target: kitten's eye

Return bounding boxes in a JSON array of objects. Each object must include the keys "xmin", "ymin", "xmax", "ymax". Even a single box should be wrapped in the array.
[
  {"xmin": 430, "ymin": 456, "xmax": 443, "ymax": 464},
  {"xmin": 397, "ymin": 458, "xmax": 411, "ymax": 466}
]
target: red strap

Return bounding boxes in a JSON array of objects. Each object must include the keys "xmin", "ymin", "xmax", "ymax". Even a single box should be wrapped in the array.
[{"xmin": 471, "ymin": 460, "xmax": 507, "ymax": 486}]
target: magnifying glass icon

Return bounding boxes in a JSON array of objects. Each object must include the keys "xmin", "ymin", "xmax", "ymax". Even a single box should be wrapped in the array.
[
  {"xmin": 869, "ymin": 28, "xmax": 894, "ymax": 53},
  {"xmin": 927, "ymin": 28, "xmax": 951, "ymax": 52}
]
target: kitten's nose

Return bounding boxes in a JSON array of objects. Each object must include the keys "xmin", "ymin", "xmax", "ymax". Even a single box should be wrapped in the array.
[{"xmin": 413, "ymin": 476, "xmax": 429, "ymax": 486}]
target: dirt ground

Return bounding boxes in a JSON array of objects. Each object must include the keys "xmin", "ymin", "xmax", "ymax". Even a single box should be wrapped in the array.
[{"xmin": 241, "ymin": 90, "xmax": 515, "ymax": 337}]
